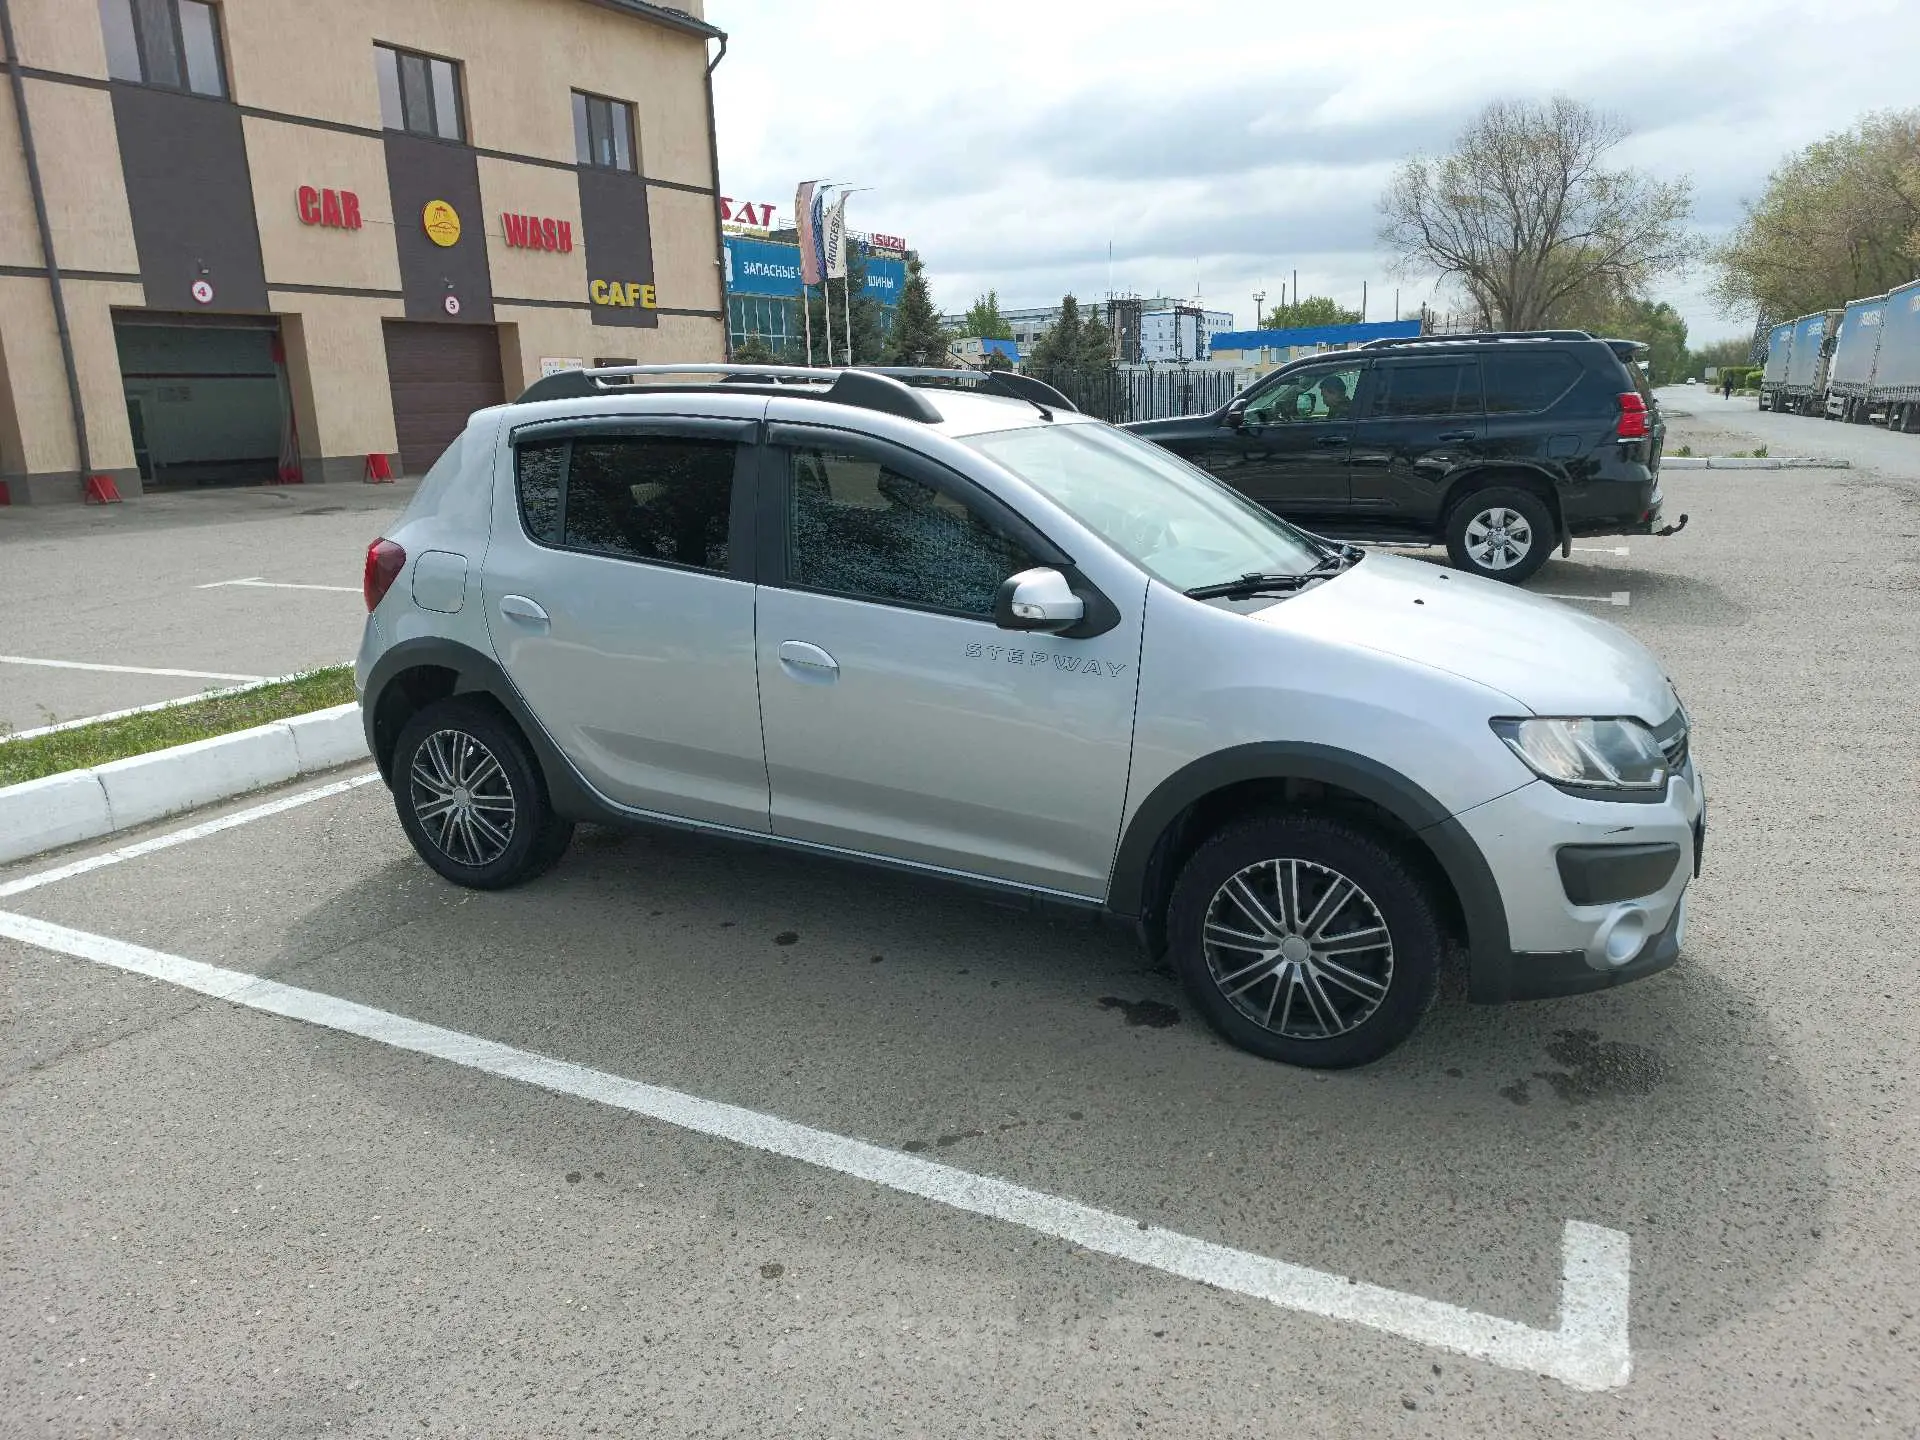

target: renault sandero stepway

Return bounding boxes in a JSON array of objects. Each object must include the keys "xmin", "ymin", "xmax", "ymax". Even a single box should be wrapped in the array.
[{"xmin": 357, "ymin": 364, "xmax": 1705, "ymax": 1068}]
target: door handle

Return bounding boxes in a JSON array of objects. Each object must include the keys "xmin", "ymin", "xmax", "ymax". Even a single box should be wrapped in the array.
[
  {"xmin": 499, "ymin": 594, "xmax": 550, "ymax": 626},
  {"xmin": 1314, "ymin": 435, "xmax": 1351, "ymax": 448},
  {"xmin": 1435, "ymin": 431, "xmax": 1475, "ymax": 444},
  {"xmin": 777, "ymin": 640, "xmax": 839, "ymax": 683}
]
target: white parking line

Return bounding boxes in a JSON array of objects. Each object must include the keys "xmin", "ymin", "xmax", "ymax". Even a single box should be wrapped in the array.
[
  {"xmin": 0, "ymin": 654, "xmax": 268, "ymax": 682},
  {"xmin": 0, "ymin": 904, "xmax": 1633, "ymax": 1391},
  {"xmin": 0, "ymin": 772, "xmax": 381, "ymax": 900},
  {"xmin": 198, "ymin": 577, "xmax": 360, "ymax": 593},
  {"xmin": 1541, "ymin": 591, "xmax": 1631, "ymax": 607}
]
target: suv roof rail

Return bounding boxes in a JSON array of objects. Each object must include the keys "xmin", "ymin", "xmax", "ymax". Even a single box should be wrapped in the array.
[
  {"xmin": 861, "ymin": 367, "xmax": 1079, "ymax": 413},
  {"xmin": 1359, "ymin": 329, "xmax": 1595, "ymax": 349},
  {"xmin": 513, "ymin": 362, "xmax": 946, "ymax": 423}
]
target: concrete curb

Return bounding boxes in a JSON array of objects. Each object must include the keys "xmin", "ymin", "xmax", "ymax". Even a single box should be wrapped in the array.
[
  {"xmin": 1662, "ymin": 456, "xmax": 1852, "ymax": 470},
  {"xmin": 0, "ymin": 702, "xmax": 368, "ymax": 866}
]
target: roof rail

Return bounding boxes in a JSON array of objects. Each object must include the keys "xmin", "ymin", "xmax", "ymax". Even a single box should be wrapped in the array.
[
  {"xmin": 861, "ymin": 367, "xmax": 1079, "ymax": 414},
  {"xmin": 1359, "ymin": 329, "xmax": 1594, "ymax": 349},
  {"xmin": 512, "ymin": 362, "xmax": 945, "ymax": 423}
]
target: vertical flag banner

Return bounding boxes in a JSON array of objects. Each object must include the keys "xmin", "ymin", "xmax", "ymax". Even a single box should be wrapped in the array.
[
  {"xmin": 809, "ymin": 187, "xmax": 828, "ymax": 286},
  {"xmin": 795, "ymin": 180, "xmax": 822, "ymax": 287},
  {"xmin": 824, "ymin": 191, "xmax": 849, "ymax": 281}
]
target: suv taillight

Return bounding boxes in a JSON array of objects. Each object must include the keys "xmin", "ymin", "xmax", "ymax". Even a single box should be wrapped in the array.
[
  {"xmin": 364, "ymin": 538, "xmax": 406, "ymax": 611},
  {"xmin": 1616, "ymin": 392, "xmax": 1650, "ymax": 440}
]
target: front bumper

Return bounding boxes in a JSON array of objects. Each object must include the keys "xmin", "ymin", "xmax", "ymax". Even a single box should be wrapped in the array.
[{"xmin": 1451, "ymin": 761, "xmax": 1704, "ymax": 1003}]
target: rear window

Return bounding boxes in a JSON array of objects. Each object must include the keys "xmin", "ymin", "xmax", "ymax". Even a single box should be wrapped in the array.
[
  {"xmin": 1371, "ymin": 360, "xmax": 1478, "ymax": 417},
  {"xmin": 1482, "ymin": 353, "xmax": 1582, "ymax": 414},
  {"xmin": 513, "ymin": 434, "xmax": 738, "ymax": 574}
]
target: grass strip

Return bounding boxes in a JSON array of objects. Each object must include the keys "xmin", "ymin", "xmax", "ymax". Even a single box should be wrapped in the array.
[{"xmin": 0, "ymin": 666, "xmax": 356, "ymax": 788}]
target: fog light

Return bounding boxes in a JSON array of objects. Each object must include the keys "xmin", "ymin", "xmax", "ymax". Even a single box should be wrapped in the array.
[{"xmin": 1591, "ymin": 905, "xmax": 1650, "ymax": 969}]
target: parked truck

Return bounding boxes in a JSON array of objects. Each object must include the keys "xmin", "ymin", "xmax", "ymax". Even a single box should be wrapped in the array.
[
  {"xmin": 1771, "ymin": 310, "xmax": 1843, "ymax": 414},
  {"xmin": 1824, "ymin": 295, "xmax": 1887, "ymax": 423},
  {"xmin": 1759, "ymin": 320, "xmax": 1794, "ymax": 411},
  {"xmin": 1868, "ymin": 278, "xmax": 1920, "ymax": 433}
]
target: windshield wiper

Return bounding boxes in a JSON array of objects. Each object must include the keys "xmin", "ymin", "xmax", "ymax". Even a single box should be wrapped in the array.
[{"xmin": 1184, "ymin": 553, "xmax": 1349, "ymax": 600}]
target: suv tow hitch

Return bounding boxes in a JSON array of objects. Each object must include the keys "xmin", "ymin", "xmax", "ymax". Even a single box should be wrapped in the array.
[{"xmin": 1655, "ymin": 513, "xmax": 1690, "ymax": 538}]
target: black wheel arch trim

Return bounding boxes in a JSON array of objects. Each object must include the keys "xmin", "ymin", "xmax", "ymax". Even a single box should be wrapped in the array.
[
  {"xmin": 1105, "ymin": 742, "xmax": 1522, "ymax": 1003},
  {"xmin": 361, "ymin": 637, "xmax": 600, "ymax": 819}
]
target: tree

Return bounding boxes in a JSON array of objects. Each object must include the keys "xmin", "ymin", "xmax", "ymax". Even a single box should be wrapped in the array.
[
  {"xmin": 884, "ymin": 255, "xmax": 950, "ymax": 365},
  {"xmin": 1710, "ymin": 110, "xmax": 1920, "ymax": 322},
  {"xmin": 730, "ymin": 337, "xmax": 777, "ymax": 364},
  {"xmin": 1078, "ymin": 301, "xmax": 1115, "ymax": 366},
  {"xmin": 1689, "ymin": 336, "xmax": 1755, "ymax": 379},
  {"xmin": 1027, "ymin": 293, "xmax": 1086, "ymax": 370},
  {"xmin": 1379, "ymin": 96, "xmax": 1697, "ymax": 330},
  {"xmin": 961, "ymin": 290, "xmax": 1014, "ymax": 340},
  {"xmin": 1263, "ymin": 295, "xmax": 1361, "ymax": 329},
  {"xmin": 980, "ymin": 348, "xmax": 1015, "ymax": 371}
]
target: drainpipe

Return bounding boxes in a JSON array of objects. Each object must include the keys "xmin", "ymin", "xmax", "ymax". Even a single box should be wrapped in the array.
[
  {"xmin": 0, "ymin": 0, "xmax": 92, "ymax": 483},
  {"xmin": 703, "ymin": 30, "xmax": 729, "ymax": 361}
]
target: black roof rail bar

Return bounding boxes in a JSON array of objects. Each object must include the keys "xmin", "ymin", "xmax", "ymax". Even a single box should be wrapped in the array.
[
  {"xmin": 512, "ymin": 362, "xmax": 944, "ymax": 423},
  {"xmin": 861, "ymin": 366, "xmax": 1079, "ymax": 413},
  {"xmin": 1359, "ymin": 329, "xmax": 1595, "ymax": 349}
]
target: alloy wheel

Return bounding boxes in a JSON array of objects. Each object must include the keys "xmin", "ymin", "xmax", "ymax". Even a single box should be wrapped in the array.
[
  {"xmin": 409, "ymin": 728, "xmax": 517, "ymax": 866},
  {"xmin": 1463, "ymin": 506, "xmax": 1534, "ymax": 571},
  {"xmin": 1201, "ymin": 857, "xmax": 1395, "ymax": 1039}
]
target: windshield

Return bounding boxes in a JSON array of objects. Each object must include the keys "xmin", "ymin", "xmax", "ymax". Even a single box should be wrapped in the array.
[{"xmin": 960, "ymin": 421, "xmax": 1324, "ymax": 591}]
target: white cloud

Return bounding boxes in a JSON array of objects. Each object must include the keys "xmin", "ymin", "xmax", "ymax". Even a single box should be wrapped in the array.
[{"xmin": 707, "ymin": 0, "xmax": 1919, "ymax": 342}]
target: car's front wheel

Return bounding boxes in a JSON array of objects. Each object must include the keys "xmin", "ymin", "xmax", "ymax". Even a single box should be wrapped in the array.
[
  {"xmin": 1444, "ymin": 486, "xmax": 1553, "ymax": 583},
  {"xmin": 1166, "ymin": 815, "xmax": 1443, "ymax": 1068},
  {"xmin": 392, "ymin": 697, "xmax": 573, "ymax": 889}
]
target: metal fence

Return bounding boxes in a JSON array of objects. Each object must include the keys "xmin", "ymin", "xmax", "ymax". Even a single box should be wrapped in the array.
[{"xmin": 1021, "ymin": 365, "xmax": 1243, "ymax": 424}]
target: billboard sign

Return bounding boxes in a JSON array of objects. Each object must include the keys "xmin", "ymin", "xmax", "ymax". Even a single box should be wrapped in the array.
[{"xmin": 725, "ymin": 236, "xmax": 908, "ymax": 305}]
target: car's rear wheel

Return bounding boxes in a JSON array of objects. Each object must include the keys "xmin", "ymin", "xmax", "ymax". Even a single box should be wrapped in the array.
[
  {"xmin": 1166, "ymin": 815, "xmax": 1443, "ymax": 1068},
  {"xmin": 393, "ymin": 697, "xmax": 573, "ymax": 889},
  {"xmin": 1444, "ymin": 486, "xmax": 1553, "ymax": 583}
]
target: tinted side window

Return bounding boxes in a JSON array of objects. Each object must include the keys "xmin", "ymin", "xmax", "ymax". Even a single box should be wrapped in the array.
[
  {"xmin": 565, "ymin": 437, "xmax": 735, "ymax": 571},
  {"xmin": 1373, "ymin": 360, "xmax": 1475, "ymax": 418},
  {"xmin": 787, "ymin": 449, "xmax": 1036, "ymax": 617},
  {"xmin": 516, "ymin": 440, "xmax": 564, "ymax": 544},
  {"xmin": 1483, "ymin": 353, "xmax": 1582, "ymax": 414},
  {"xmin": 513, "ymin": 435, "xmax": 737, "ymax": 573}
]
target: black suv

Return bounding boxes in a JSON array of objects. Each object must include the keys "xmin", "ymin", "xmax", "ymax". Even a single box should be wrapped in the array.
[{"xmin": 1128, "ymin": 331, "xmax": 1679, "ymax": 583}]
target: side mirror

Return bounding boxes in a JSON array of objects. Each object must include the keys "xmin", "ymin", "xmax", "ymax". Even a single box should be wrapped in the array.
[
  {"xmin": 994, "ymin": 567, "xmax": 1085, "ymax": 632},
  {"xmin": 1224, "ymin": 398, "xmax": 1248, "ymax": 430}
]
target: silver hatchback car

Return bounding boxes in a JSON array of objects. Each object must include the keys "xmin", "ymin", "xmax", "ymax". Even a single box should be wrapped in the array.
[{"xmin": 357, "ymin": 364, "xmax": 1704, "ymax": 1068}]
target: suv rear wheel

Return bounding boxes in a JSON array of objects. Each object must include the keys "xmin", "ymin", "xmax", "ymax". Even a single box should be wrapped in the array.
[
  {"xmin": 1166, "ymin": 815, "xmax": 1443, "ymax": 1068},
  {"xmin": 393, "ymin": 697, "xmax": 573, "ymax": 889},
  {"xmin": 1445, "ymin": 486, "xmax": 1553, "ymax": 584}
]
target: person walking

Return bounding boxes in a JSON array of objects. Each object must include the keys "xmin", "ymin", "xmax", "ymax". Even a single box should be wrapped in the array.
[{"xmin": 1721, "ymin": 371, "xmax": 1734, "ymax": 400}]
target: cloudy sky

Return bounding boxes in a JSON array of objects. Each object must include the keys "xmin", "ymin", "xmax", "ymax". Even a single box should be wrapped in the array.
[{"xmin": 706, "ymin": 0, "xmax": 1918, "ymax": 344}]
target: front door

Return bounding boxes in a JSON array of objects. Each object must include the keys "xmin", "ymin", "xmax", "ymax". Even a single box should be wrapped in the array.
[
  {"xmin": 483, "ymin": 418, "xmax": 770, "ymax": 831},
  {"xmin": 1182, "ymin": 360, "xmax": 1364, "ymax": 522},
  {"xmin": 1348, "ymin": 356, "xmax": 1486, "ymax": 522},
  {"xmin": 754, "ymin": 427, "xmax": 1143, "ymax": 897}
]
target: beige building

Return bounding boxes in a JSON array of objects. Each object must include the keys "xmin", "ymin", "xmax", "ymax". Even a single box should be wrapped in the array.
[{"xmin": 0, "ymin": 0, "xmax": 726, "ymax": 503}]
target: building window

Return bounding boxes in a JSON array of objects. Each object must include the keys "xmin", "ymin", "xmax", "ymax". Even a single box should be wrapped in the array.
[
  {"xmin": 374, "ymin": 44, "xmax": 464, "ymax": 142},
  {"xmin": 99, "ymin": 0, "xmax": 228, "ymax": 97},
  {"xmin": 572, "ymin": 91, "xmax": 636, "ymax": 172}
]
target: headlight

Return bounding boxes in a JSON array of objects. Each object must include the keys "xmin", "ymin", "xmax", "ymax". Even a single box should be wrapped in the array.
[{"xmin": 1490, "ymin": 717, "xmax": 1668, "ymax": 791}]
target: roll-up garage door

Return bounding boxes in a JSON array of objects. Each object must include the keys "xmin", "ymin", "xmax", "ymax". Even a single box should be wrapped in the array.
[{"xmin": 382, "ymin": 321, "xmax": 505, "ymax": 476}]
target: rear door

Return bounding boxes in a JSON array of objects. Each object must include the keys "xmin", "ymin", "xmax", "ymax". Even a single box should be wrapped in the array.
[
  {"xmin": 1348, "ymin": 356, "xmax": 1484, "ymax": 521},
  {"xmin": 483, "ymin": 415, "xmax": 770, "ymax": 831}
]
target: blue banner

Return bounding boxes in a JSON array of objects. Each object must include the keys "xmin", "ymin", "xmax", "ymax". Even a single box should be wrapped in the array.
[{"xmin": 725, "ymin": 236, "xmax": 907, "ymax": 305}]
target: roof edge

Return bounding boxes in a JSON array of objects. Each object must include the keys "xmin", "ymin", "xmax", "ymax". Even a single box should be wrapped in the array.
[{"xmin": 579, "ymin": 0, "xmax": 726, "ymax": 41}]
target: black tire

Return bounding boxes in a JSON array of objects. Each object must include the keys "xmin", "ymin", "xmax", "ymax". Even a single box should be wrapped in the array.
[
  {"xmin": 1166, "ymin": 814, "xmax": 1444, "ymax": 1068},
  {"xmin": 392, "ymin": 696, "xmax": 573, "ymax": 889},
  {"xmin": 1443, "ymin": 485, "xmax": 1554, "ymax": 584}
]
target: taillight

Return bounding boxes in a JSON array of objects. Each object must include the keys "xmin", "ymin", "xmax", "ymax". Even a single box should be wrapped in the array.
[
  {"xmin": 364, "ymin": 538, "xmax": 406, "ymax": 612},
  {"xmin": 1616, "ymin": 392, "xmax": 1649, "ymax": 439}
]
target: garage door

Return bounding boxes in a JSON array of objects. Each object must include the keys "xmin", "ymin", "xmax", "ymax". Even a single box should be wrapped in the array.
[
  {"xmin": 382, "ymin": 322, "xmax": 505, "ymax": 476},
  {"xmin": 114, "ymin": 315, "xmax": 288, "ymax": 488}
]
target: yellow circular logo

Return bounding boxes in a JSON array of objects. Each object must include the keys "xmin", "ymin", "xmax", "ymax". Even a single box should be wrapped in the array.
[{"xmin": 422, "ymin": 199, "xmax": 461, "ymax": 247}]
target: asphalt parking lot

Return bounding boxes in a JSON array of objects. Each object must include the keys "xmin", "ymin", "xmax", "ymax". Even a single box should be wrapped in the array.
[
  {"xmin": 3, "ymin": 397, "xmax": 1919, "ymax": 1436},
  {"xmin": 0, "ymin": 483, "xmax": 413, "ymax": 736}
]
